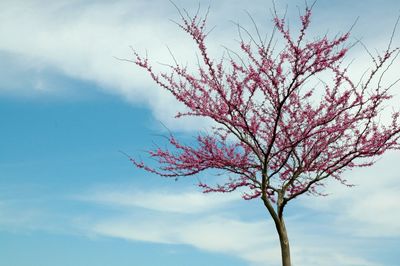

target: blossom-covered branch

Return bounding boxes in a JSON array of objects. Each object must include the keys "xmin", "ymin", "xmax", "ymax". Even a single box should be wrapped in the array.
[{"xmin": 132, "ymin": 5, "xmax": 400, "ymax": 204}]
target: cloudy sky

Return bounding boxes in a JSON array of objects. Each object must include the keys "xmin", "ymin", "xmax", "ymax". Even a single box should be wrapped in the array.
[{"xmin": 1, "ymin": 0, "xmax": 400, "ymax": 265}]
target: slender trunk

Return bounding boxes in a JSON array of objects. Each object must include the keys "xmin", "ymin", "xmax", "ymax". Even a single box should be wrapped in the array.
[
  {"xmin": 276, "ymin": 217, "xmax": 291, "ymax": 266},
  {"xmin": 261, "ymin": 196, "xmax": 291, "ymax": 266}
]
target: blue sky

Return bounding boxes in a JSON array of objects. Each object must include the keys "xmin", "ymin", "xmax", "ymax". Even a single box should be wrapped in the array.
[{"xmin": 1, "ymin": 1, "xmax": 400, "ymax": 265}]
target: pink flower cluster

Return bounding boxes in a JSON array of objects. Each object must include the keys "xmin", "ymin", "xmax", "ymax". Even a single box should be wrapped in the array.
[{"xmin": 132, "ymin": 6, "xmax": 400, "ymax": 204}]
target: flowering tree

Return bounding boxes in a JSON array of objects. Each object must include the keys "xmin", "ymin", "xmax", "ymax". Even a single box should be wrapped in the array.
[{"xmin": 130, "ymin": 4, "xmax": 400, "ymax": 266}]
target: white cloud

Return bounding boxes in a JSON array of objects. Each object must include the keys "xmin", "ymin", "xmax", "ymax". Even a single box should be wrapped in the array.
[
  {"xmin": 0, "ymin": 199, "xmax": 48, "ymax": 232},
  {"xmin": 74, "ymin": 185, "xmax": 388, "ymax": 266},
  {"xmin": 293, "ymin": 249, "xmax": 381, "ymax": 266},
  {"xmin": 72, "ymin": 186, "xmax": 282, "ymax": 265},
  {"xmin": 90, "ymin": 213, "xmax": 280, "ymax": 265},
  {"xmin": 298, "ymin": 151, "xmax": 400, "ymax": 238},
  {"xmin": 1, "ymin": 180, "xmax": 395, "ymax": 265},
  {"xmin": 1, "ymin": 0, "xmax": 398, "ymax": 131},
  {"xmin": 78, "ymin": 187, "xmax": 241, "ymax": 214},
  {"xmin": 0, "ymin": 0, "xmax": 216, "ymax": 130}
]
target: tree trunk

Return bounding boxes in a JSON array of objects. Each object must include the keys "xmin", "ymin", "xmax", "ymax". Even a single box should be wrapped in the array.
[
  {"xmin": 276, "ymin": 218, "xmax": 291, "ymax": 266},
  {"xmin": 261, "ymin": 196, "xmax": 291, "ymax": 265}
]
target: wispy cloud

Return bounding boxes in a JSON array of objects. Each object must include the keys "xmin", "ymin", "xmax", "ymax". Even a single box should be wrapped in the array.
[
  {"xmin": 1, "ymin": 0, "xmax": 398, "ymax": 130},
  {"xmin": 73, "ymin": 183, "xmax": 392, "ymax": 266},
  {"xmin": 72, "ymin": 152, "xmax": 400, "ymax": 265},
  {"xmin": 90, "ymin": 214, "xmax": 279, "ymax": 265},
  {"xmin": 1, "ymin": 177, "xmax": 396, "ymax": 265},
  {"xmin": 0, "ymin": 0, "xmax": 214, "ymax": 130},
  {"xmin": 77, "ymin": 187, "xmax": 241, "ymax": 214},
  {"xmin": 298, "ymin": 151, "xmax": 400, "ymax": 238}
]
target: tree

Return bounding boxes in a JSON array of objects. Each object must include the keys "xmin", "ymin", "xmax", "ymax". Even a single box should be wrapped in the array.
[{"xmin": 130, "ymin": 3, "xmax": 400, "ymax": 266}]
